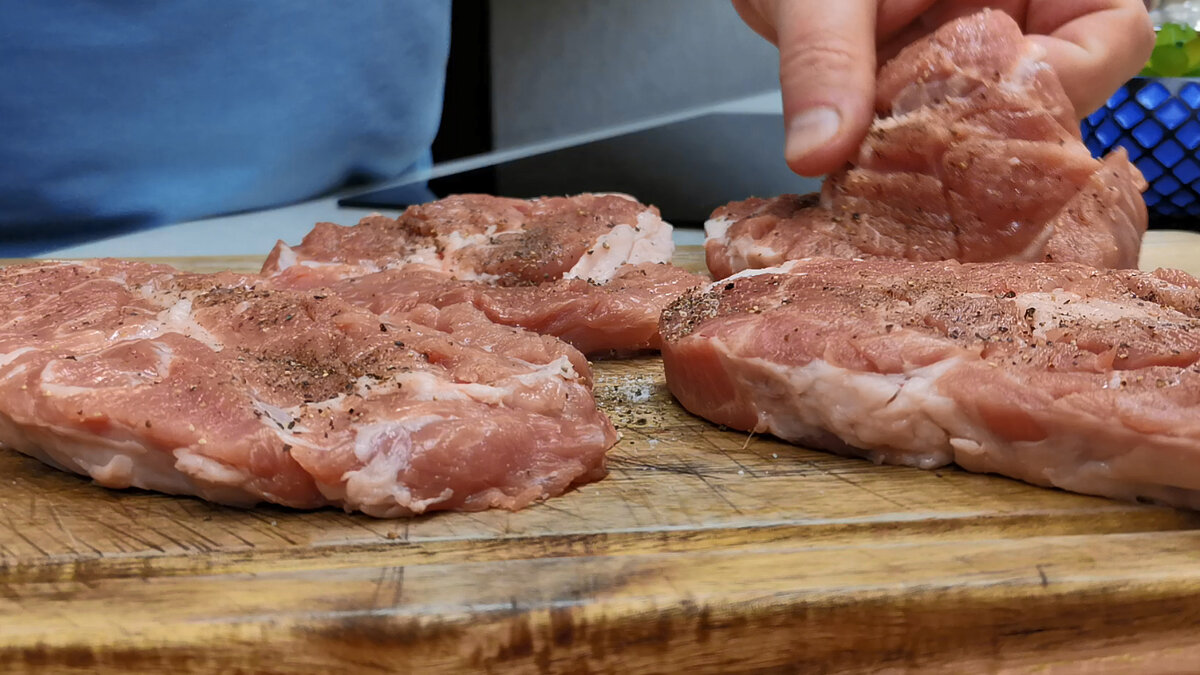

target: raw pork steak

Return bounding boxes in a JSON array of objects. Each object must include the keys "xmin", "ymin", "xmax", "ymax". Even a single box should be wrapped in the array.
[
  {"xmin": 706, "ymin": 10, "xmax": 1147, "ymax": 279},
  {"xmin": 661, "ymin": 258, "xmax": 1200, "ymax": 508},
  {"xmin": 313, "ymin": 263, "xmax": 703, "ymax": 357},
  {"xmin": 264, "ymin": 193, "xmax": 705, "ymax": 356},
  {"xmin": 263, "ymin": 193, "xmax": 675, "ymax": 285},
  {"xmin": 0, "ymin": 260, "xmax": 616, "ymax": 516}
]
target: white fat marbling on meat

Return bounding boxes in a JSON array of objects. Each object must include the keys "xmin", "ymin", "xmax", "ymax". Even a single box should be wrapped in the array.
[
  {"xmin": 261, "ymin": 391, "xmax": 386, "ymax": 446},
  {"xmin": 439, "ymin": 229, "xmax": 494, "ymax": 257},
  {"xmin": 251, "ymin": 374, "xmax": 414, "ymax": 443},
  {"xmin": 704, "ymin": 215, "xmax": 733, "ymax": 242},
  {"xmin": 727, "ymin": 345, "xmax": 964, "ymax": 469},
  {"xmin": 0, "ymin": 362, "xmax": 30, "ymax": 385},
  {"xmin": 252, "ymin": 398, "xmax": 296, "ymax": 431},
  {"xmin": 38, "ymin": 341, "xmax": 176, "ymax": 398},
  {"xmin": 590, "ymin": 192, "xmax": 639, "ymax": 202},
  {"xmin": 0, "ymin": 410, "xmax": 262, "ymax": 506},
  {"xmin": 149, "ymin": 340, "xmax": 174, "ymax": 379},
  {"xmin": 302, "ymin": 258, "xmax": 379, "ymax": 272},
  {"xmin": 392, "ymin": 372, "xmax": 508, "ymax": 404},
  {"xmin": 349, "ymin": 416, "xmax": 444, "ymax": 464},
  {"xmin": 385, "ymin": 358, "xmax": 576, "ymax": 406},
  {"xmin": 631, "ymin": 211, "xmax": 675, "ymax": 261},
  {"xmin": 90, "ymin": 453, "xmax": 136, "ymax": 485},
  {"xmin": 154, "ymin": 298, "xmax": 222, "ymax": 350},
  {"xmin": 305, "ymin": 357, "xmax": 582, "ymax": 412},
  {"xmin": 1012, "ymin": 291, "xmax": 1177, "ymax": 340},
  {"xmin": 341, "ymin": 416, "xmax": 455, "ymax": 514},
  {"xmin": 565, "ymin": 210, "xmax": 674, "ymax": 284},
  {"xmin": 271, "ymin": 243, "xmax": 299, "ymax": 272},
  {"xmin": 706, "ymin": 262, "xmax": 804, "ymax": 291},
  {"xmin": 115, "ymin": 293, "xmax": 223, "ymax": 351},
  {"xmin": 722, "ymin": 235, "xmax": 788, "ymax": 276},
  {"xmin": 0, "ymin": 347, "xmax": 36, "ymax": 369},
  {"xmin": 387, "ymin": 245, "xmax": 440, "ymax": 272},
  {"xmin": 511, "ymin": 355, "xmax": 580, "ymax": 385},
  {"xmin": 1001, "ymin": 44, "xmax": 1048, "ymax": 93},
  {"xmin": 173, "ymin": 449, "xmax": 251, "ymax": 486},
  {"xmin": 1104, "ymin": 371, "xmax": 1124, "ymax": 390}
]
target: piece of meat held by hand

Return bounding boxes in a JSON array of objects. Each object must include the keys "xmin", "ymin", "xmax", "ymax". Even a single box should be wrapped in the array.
[
  {"xmin": 705, "ymin": 9, "xmax": 1148, "ymax": 280},
  {"xmin": 661, "ymin": 258, "xmax": 1200, "ymax": 509},
  {"xmin": 262, "ymin": 193, "xmax": 676, "ymax": 285},
  {"xmin": 0, "ymin": 259, "xmax": 616, "ymax": 516}
]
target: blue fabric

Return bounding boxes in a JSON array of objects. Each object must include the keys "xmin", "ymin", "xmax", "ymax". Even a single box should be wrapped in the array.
[{"xmin": 0, "ymin": 1, "xmax": 451, "ymax": 255}]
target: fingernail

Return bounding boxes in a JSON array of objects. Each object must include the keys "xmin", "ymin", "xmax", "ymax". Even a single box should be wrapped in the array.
[{"xmin": 786, "ymin": 107, "xmax": 842, "ymax": 161}]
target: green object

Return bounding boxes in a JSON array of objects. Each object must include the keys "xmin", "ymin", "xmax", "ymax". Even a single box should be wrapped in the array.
[
  {"xmin": 1151, "ymin": 43, "xmax": 1191, "ymax": 76},
  {"xmin": 1156, "ymin": 22, "xmax": 1197, "ymax": 47},
  {"xmin": 1144, "ymin": 22, "xmax": 1200, "ymax": 76}
]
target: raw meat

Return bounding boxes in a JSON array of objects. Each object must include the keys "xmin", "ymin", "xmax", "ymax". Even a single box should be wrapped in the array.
[
  {"xmin": 705, "ymin": 10, "xmax": 1148, "ymax": 279},
  {"xmin": 305, "ymin": 263, "xmax": 705, "ymax": 357},
  {"xmin": 263, "ymin": 193, "xmax": 675, "ymax": 285},
  {"xmin": 660, "ymin": 258, "xmax": 1200, "ymax": 508},
  {"xmin": 0, "ymin": 259, "xmax": 617, "ymax": 516},
  {"xmin": 262, "ymin": 193, "xmax": 705, "ymax": 356}
]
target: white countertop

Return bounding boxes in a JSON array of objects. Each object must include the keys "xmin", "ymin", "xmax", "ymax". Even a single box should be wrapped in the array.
[{"xmin": 41, "ymin": 91, "xmax": 786, "ymax": 259}]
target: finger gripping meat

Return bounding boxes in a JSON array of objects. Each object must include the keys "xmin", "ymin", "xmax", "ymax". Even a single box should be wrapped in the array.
[{"xmin": 705, "ymin": 10, "xmax": 1148, "ymax": 279}]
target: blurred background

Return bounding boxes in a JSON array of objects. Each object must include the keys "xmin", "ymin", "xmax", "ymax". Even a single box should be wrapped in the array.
[
  {"xmin": 419, "ymin": 0, "xmax": 819, "ymax": 228},
  {"xmin": 1084, "ymin": 0, "xmax": 1200, "ymax": 229},
  {"xmin": 435, "ymin": 0, "xmax": 778, "ymax": 160}
]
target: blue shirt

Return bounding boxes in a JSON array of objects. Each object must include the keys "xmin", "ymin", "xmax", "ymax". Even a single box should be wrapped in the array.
[{"xmin": 0, "ymin": 1, "xmax": 451, "ymax": 255}]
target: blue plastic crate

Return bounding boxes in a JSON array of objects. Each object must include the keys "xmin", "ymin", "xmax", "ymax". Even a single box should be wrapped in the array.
[{"xmin": 1081, "ymin": 77, "xmax": 1200, "ymax": 224}]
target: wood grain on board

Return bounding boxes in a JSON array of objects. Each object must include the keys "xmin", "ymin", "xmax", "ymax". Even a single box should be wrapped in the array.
[{"xmin": 1, "ymin": 233, "xmax": 1200, "ymax": 672}]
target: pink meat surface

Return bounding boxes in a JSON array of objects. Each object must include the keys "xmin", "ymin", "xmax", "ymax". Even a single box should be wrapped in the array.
[
  {"xmin": 0, "ymin": 259, "xmax": 616, "ymax": 516},
  {"xmin": 263, "ymin": 193, "xmax": 704, "ymax": 356},
  {"xmin": 275, "ymin": 263, "xmax": 705, "ymax": 358},
  {"xmin": 705, "ymin": 10, "xmax": 1147, "ymax": 279},
  {"xmin": 661, "ymin": 258, "xmax": 1200, "ymax": 508},
  {"xmin": 263, "ymin": 193, "xmax": 676, "ymax": 285}
]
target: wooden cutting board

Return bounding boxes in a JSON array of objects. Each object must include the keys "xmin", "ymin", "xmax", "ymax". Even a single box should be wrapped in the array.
[{"xmin": 3, "ymin": 233, "xmax": 1200, "ymax": 673}]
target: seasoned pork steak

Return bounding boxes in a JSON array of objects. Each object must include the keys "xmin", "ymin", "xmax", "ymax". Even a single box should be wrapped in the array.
[
  {"xmin": 661, "ymin": 258, "xmax": 1200, "ymax": 508},
  {"xmin": 307, "ymin": 263, "xmax": 704, "ymax": 357},
  {"xmin": 706, "ymin": 10, "xmax": 1147, "ymax": 279},
  {"xmin": 263, "ymin": 193, "xmax": 675, "ymax": 285},
  {"xmin": 263, "ymin": 193, "xmax": 705, "ymax": 356},
  {"xmin": 0, "ymin": 260, "xmax": 616, "ymax": 516}
]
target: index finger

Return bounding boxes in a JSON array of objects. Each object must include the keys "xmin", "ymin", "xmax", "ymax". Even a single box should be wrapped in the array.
[{"xmin": 1026, "ymin": 0, "xmax": 1156, "ymax": 116}]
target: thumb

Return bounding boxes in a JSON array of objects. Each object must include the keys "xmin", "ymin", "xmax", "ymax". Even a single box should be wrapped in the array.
[{"xmin": 768, "ymin": 0, "xmax": 878, "ymax": 177}]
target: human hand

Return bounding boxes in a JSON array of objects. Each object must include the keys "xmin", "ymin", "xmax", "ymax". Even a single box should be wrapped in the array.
[{"xmin": 733, "ymin": 0, "xmax": 1156, "ymax": 176}]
